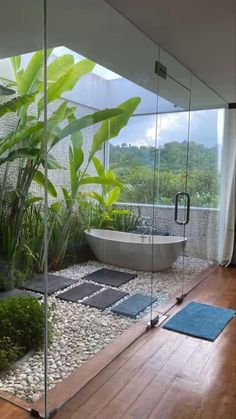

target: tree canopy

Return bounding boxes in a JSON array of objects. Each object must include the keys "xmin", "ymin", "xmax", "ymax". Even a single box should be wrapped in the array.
[{"xmin": 109, "ymin": 141, "xmax": 220, "ymax": 207}]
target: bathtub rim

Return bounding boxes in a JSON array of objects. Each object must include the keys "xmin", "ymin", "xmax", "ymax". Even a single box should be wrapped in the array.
[{"xmin": 85, "ymin": 228, "xmax": 187, "ymax": 245}]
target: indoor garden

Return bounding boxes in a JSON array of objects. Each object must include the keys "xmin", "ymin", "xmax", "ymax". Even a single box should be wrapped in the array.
[{"xmin": 0, "ymin": 43, "xmax": 225, "ymax": 414}]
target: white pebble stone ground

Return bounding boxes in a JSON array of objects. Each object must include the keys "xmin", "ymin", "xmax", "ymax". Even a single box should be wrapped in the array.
[{"xmin": 0, "ymin": 256, "xmax": 210, "ymax": 403}]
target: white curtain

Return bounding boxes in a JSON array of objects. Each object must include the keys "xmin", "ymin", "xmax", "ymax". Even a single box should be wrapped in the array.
[{"xmin": 218, "ymin": 109, "xmax": 236, "ymax": 266}]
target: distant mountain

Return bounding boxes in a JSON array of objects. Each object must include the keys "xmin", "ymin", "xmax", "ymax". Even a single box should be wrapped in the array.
[{"xmin": 110, "ymin": 140, "xmax": 219, "ymax": 172}]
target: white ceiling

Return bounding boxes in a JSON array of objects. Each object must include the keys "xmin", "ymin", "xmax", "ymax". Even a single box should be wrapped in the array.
[
  {"xmin": 106, "ymin": 0, "xmax": 236, "ymax": 103},
  {"xmin": 0, "ymin": 0, "xmax": 234, "ymax": 106}
]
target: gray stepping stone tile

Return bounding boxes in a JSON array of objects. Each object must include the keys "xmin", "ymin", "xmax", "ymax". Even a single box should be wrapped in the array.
[
  {"xmin": 21, "ymin": 274, "xmax": 76, "ymax": 295},
  {"xmin": 112, "ymin": 293, "xmax": 158, "ymax": 318},
  {"xmin": 0, "ymin": 289, "xmax": 42, "ymax": 300},
  {"xmin": 56, "ymin": 283, "xmax": 102, "ymax": 302},
  {"xmin": 82, "ymin": 288, "xmax": 128, "ymax": 310},
  {"xmin": 83, "ymin": 268, "xmax": 136, "ymax": 287}
]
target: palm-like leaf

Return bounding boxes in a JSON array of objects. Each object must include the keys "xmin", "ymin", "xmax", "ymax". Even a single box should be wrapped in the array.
[
  {"xmin": 45, "ymin": 54, "xmax": 75, "ymax": 85},
  {"xmin": 55, "ymin": 108, "xmax": 124, "ymax": 147},
  {"xmin": 0, "ymin": 122, "xmax": 43, "ymax": 156},
  {"xmin": 0, "ymin": 147, "xmax": 40, "ymax": 166},
  {"xmin": 0, "ymin": 94, "xmax": 36, "ymax": 118},
  {"xmin": 33, "ymin": 170, "xmax": 57, "ymax": 198},
  {"xmin": 89, "ymin": 97, "xmax": 141, "ymax": 159},
  {"xmin": 38, "ymin": 59, "xmax": 95, "ymax": 112}
]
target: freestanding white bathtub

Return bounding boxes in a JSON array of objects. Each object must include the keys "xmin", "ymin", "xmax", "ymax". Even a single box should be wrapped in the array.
[{"xmin": 85, "ymin": 229, "xmax": 187, "ymax": 272}]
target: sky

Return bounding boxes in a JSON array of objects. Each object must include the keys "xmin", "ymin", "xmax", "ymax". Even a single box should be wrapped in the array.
[{"xmin": 110, "ymin": 109, "xmax": 224, "ymax": 148}]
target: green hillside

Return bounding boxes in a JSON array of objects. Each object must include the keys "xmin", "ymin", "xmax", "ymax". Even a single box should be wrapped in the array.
[{"xmin": 110, "ymin": 141, "xmax": 220, "ymax": 207}]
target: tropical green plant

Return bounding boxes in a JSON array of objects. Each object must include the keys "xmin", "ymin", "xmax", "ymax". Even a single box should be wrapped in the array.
[
  {"xmin": 0, "ymin": 336, "xmax": 22, "ymax": 371},
  {"xmin": 0, "ymin": 50, "xmax": 137, "ymax": 283},
  {"xmin": 86, "ymin": 156, "xmax": 131, "ymax": 229},
  {"xmin": 46, "ymin": 197, "xmax": 93, "ymax": 267},
  {"xmin": 0, "ymin": 296, "xmax": 54, "ymax": 371},
  {"xmin": 110, "ymin": 206, "xmax": 141, "ymax": 232},
  {"xmin": 20, "ymin": 202, "xmax": 44, "ymax": 274}
]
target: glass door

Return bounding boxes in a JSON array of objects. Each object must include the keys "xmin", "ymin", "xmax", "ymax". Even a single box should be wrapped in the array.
[
  {"xmin": 150, "ymin": 50, "xmax": 227, "ymax": 321},
  {"xmin": 149, "ymin": 49, "xmax": 192, "ymax": 322}
]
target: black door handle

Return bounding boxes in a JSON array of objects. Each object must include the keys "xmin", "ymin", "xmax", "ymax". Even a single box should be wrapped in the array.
[{"xmin": 174, "ymin": 192, "xmax": 190, "ymax": 225}]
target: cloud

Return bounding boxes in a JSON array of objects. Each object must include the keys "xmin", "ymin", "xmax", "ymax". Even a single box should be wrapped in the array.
[
  {"xmin": 132, "ymin": 113, "xmax": 189, "ymax": 147},
  {"xmin": 111, "ymin": 109, "xmax": 220, "ymax": 148}
]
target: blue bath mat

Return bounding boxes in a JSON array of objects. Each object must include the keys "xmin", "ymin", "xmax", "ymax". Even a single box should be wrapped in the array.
[
  {"xmin": 112, "ymin": 293, "xmax": 158, "ymax": 318},
  {"xmin": 163, "ymin": 302, "xmax": 236, "ymax": 341}
]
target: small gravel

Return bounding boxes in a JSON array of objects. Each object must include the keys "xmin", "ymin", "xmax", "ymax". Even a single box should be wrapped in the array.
[{"xmin": 0, "ymin": 256, "xmax": 210, "ymax": 402}]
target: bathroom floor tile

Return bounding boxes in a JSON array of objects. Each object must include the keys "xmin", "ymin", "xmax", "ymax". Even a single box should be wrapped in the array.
[
  {"xmin": 56, "ymin": 283, "xmax": 102, "ymax": 302},
  {"xmin": 82, "ymin": 268, "xmax": 136, "ymax": 287},
  {"xmin": 21, "ymin": 274, "xmax": 77, "ymax": 295},
  {"xmin": 112, "ymin": 293, "xmax": 158, "ymax": 318},
  {"xmin": 82, "ymin": 288, "xmax": 128, "ymax": 310}
]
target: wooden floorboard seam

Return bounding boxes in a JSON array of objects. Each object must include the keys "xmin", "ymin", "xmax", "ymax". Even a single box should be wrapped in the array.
[{"xmin": 91, "ymin": 334, "xmax": 186, "ymax": 419}]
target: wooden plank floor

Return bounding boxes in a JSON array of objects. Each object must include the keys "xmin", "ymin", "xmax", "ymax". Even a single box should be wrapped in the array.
[
  {"xmin": 56, "ymin": 267, "xmax": 236, "ymax": 419},
  {"xmin": 0, "ymin": 399, "xmax": 29, "ymax": 419}
]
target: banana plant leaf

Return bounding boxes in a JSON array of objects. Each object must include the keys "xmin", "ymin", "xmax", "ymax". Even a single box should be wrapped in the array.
[
  {"xmin": 0, "ymin": 147, "xmax": 40, "ymax": 166},
  {"xmin": 49, "ymin": 202, "xmax": 62, "ymax": 213},
  {"xmin": 25, "ymin": 197, "xmax": 43, "ymax": 206},
  {"xmin": 0, "ymin": 122, "xmax": 44, "ymax": 156},
  {"xmin": 89, "ymin": 97, "xmax": 141, "ymax": 160},
  {"xmin": 12, "ymin": 49, "xmax": 52, "ymax": 95},
  {"xmin": 88, "ymin": 191, "xmax": 105, "ymax": 206},
  {"xmin": 38, "ymin": 59, "xmax": 95, "ymax": 112},
  {"xmin": 33, "ymin": 170, "xmax": 57, "ymax": 198},
  {"xmin": 42, "ymin": 154, "xmax": 66, "ymax": 170},
  {"xmin": 105, "ymin": 187, "xmax": 121, "ymax": 206},
  {"xmin": 41, "ymin": 54, "xmax": 75, "ymax": 86},
  {"xmin": 92, "ymin": 156, "xmax": 105, "ymax": 177},
  {"xmin": 62, "ymin": 187, "xmax": 72, "ymax": 209},
  {"xmin": 0, "ymin": 93, "xmax": 36, "ymax": 118},
  {"xmin": 54, "ymin": 108, "xmax": 124, "ymax": 147}
]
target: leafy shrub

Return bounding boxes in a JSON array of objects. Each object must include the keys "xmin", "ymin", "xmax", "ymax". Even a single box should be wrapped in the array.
[
  {"xmin": 111, "ymin": 206, "xmax": 141, "ymax": 232},
  {"xmin": 0, "ymin": 337, "xmax": 22, "ymax": 371},
  {"xmin": 0, "ymin": 261, "xmax": 25, "ymax": 291},
  {"xmin": 0, "ymin": 296, "xmax": 54, "ymax": 371}
]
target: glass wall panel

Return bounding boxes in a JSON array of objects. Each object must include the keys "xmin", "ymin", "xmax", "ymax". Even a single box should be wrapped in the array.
[
  {"xmin": 188, "ymin": 76, "xmax": 227, "ymax": 265},
  {"xmin": 46, "ymin": 1, "xmax": 160, "ymax": 413},
  {"xmin": 0, "ymin": 2, "xmax": 47, "ymax": 417}
]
